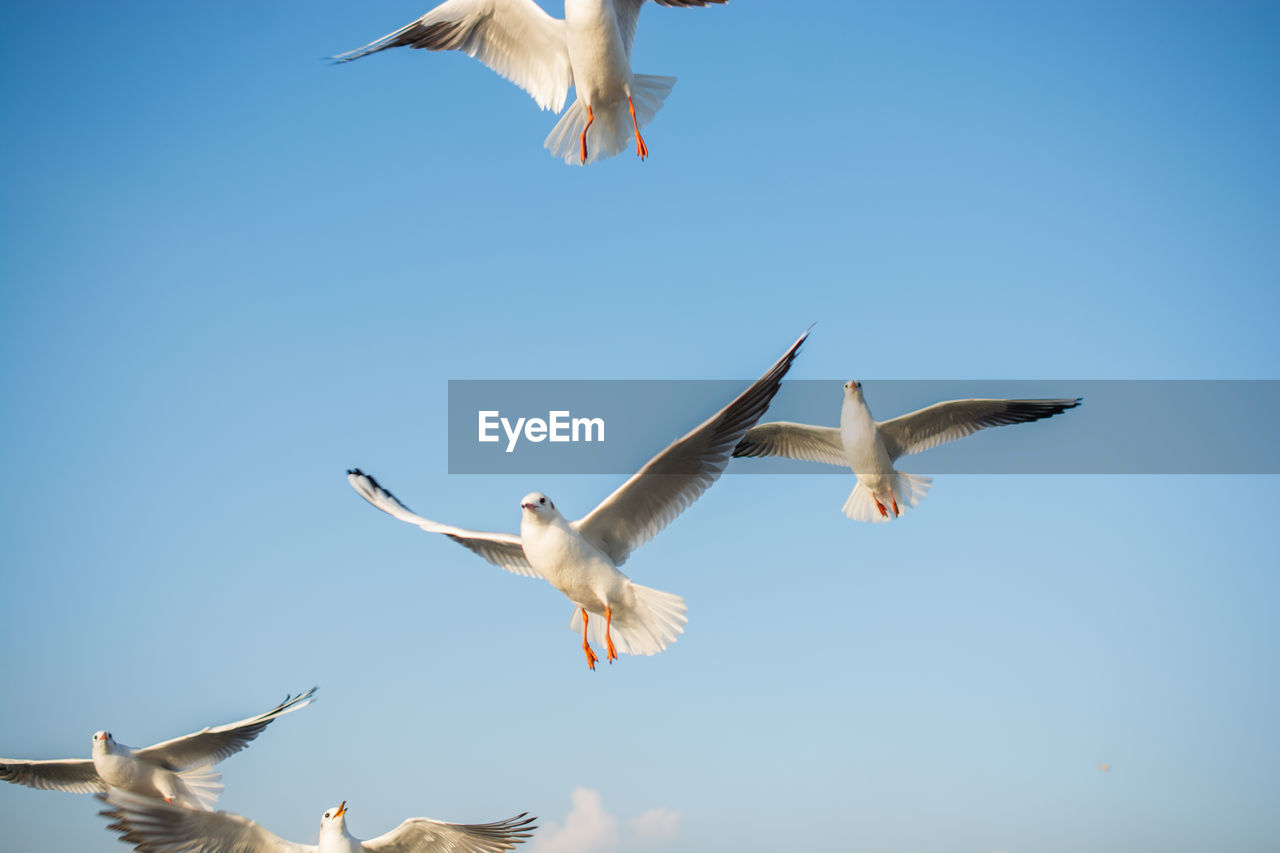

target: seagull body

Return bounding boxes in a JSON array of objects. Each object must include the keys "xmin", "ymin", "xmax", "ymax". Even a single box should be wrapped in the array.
[
  {"xmin": 100, "ymin": 796, "xmax": 536, "ymax": 853},
  {"xmin": 348, "ymin": 329, "xmax": 808, "ymax": 668},
  {"xmin": 335, "ymin": 0, "xmax": 728, "ymax": 165},
  {"xmin": 734, "ymin": 382, "xmax": 1081, "ymax": 522},
  {"xmin": 0, "ymin": 688, "xmax": 316, "ymax": 809}
]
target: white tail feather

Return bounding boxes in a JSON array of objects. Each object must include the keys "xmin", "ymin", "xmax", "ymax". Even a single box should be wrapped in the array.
[
  {"xmin": 842, "ymin": 472, "xmax": 933, "ymax": 522},
  {"xmin": 570, "ymin": 583, "xmax": 687, "ymax": 657},
  {"xmin": 544, "ymin": 75, "xmax": 676, "ymax": 165},
  {"xmin": 894, "ymin": 471, "xmax": 933, "ymax": 510},
  {"xmin": 173, "ymin": 765, "xmax": 222, "ymax": 811}
]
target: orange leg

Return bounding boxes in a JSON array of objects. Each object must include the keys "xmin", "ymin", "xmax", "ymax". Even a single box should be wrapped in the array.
[
  {"xmin": 579, "ymin": 105, "xmax": 595, "ymax": 164},
  {"xmin": 628, "ymin": 97, "xmax": 648, "ymax": 160},
  {"xmin": 873, "ymin": 496, "xmax": 889, "ymax": 517},
  {"xmin": 580, "ymin": 608, "xmax": 599, "ymax": 670},
  {"xmin": 604, "ymin": 606, "xmax": 618, "ymax": 663},
  {"xmin": 890, "ymin": 485, "xmax": 900, "ymax": 517}
]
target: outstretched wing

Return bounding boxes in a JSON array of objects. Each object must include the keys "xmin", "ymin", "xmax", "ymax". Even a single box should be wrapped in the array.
[
  {"xmin": 878, "ymin": 398, "xmax": 1082, "ymax": 460},
  {"xmin": 347, "ymin": 469, "xmax": 539, "ymax": 579},
  {"xmin": 733, "ymin": 422, "xmax": 846, "ymax": 467},
  {"xmin": 335, "ymin": 0, "xmax": 572, "ymax": 112},
  {"xmin": 135, "ymin": 688, "xmax": 317, "ymax": 771},
  {"xmin": 365, "ymin": 813, "xmax": 537, "ymax": 853},
  {"xmin": 612, "ymin": 0, "xmax": 729, "ymax": 59},
  {"xmin": 573, "ymin": 328, "xmax": 809, "ymax": 567},
  {"xmin": 0, "ymin": 757, "xmax": 103, "ymax": 793},
  {"xmin": 99, "ymin": 793, "xmax": 313, "ymax": 853}
]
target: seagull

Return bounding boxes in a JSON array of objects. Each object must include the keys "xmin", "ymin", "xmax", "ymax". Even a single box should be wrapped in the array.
[
  {"xmin": 0, "ymin": 688, "xmax": 316, "ymax": 809},
  {"xmin": 348, "ymin": 329, "xmax": 808, "ymax": 669},
  {"xmin": 334, "ymin": 0, "xmax": 729, "ymax": 165},
  {"xmin": 733, "ymin": 382, "xmax": 1081, "ymax": 522},
  {"xmin": 100, "ymin": 795, "xmax": 536, "ymax": 853}
]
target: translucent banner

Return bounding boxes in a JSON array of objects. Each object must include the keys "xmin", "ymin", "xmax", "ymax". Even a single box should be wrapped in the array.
[{"xmin": 446, "ymin": 380, "xmax": 1280, "ymax": 475}]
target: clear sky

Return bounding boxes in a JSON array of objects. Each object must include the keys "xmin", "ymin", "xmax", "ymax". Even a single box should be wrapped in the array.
[{"xmin": 1, "ymin": 2, "xmax": 1277, "ymax": 852}]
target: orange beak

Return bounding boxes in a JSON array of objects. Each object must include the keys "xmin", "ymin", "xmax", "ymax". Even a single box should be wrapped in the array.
[{"xmin": 335, "ymin": 802, "xmax": 347, "ymax": 818}]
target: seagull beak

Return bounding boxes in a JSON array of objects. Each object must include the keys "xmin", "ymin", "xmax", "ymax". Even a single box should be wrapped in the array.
[
  {"xmin": 335, "ymin": 802, "xmax": 347, "ymax": 818},
  {"xmin": 521, "ymin": 502, "xmax": 536, "ymax": 511}
]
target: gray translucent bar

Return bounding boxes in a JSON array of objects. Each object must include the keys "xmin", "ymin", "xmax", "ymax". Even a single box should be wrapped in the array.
[{"xmin": 447, "ymin": 380, "xmax": 1280, "ymax": 475}]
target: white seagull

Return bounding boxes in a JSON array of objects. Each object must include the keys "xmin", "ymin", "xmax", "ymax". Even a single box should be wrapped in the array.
[
  {"xmin": 0, "ymin": 688, "xmax": 316, "ymax": 809},
  {"xmin": 348, "ymin": 329, "xmax": 808, "ymax": 669},
  {"xmin": 334, "ymin": 0, "xmax": 729, "ymax": 165},
  {"xmin": 100, "ymin": 796, "xmax": 536, "ymax": 853},
  {"xmin": 734, "ymin": 382, "xmax": 1081, "ymax": 522}
]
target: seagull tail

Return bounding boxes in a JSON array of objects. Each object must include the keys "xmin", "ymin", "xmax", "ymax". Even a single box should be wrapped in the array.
[
  {"xmin": 572, "ymin": 583, "xmax": 687, "ymax": 657},
  {"xmin": 841, "ymin": 472, "xmax": 933, "ymax": 523},
  {"xmin": 544, "ymin": 74, "xmax": 676, "ymax": 165},
  {"xmin": 172, "ymin": 765, "xmax": 222, "ymax": 811}
]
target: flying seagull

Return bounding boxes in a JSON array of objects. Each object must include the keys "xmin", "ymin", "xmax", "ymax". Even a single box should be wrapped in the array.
[
  {"xmin": 348, "ymin": 329, "xmax": 808, "ymax": 669},
  {"xmin": 100, "ymin": 795, "xmax": 536, "ymax": 853},
  {"xmin": 734, "ymin": 382, "xmax": 1081, "ymax": 522},
  {"xmin": 334, "ymin": 0, "xmax": 729, "ymax": 165},
  {"xmin": 0, "ymin": 688, "xmax": 316, "ymax": 809}
]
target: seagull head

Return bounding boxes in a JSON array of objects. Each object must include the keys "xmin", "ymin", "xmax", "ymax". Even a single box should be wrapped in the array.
[
  {"xmin": 520, "ymin": 492, "xmax": 557, "ymax": 517},
  {"xmin": 91, "ymin": 731, "xmax": 114, "ymax": 753},
  {"xmin": 842, "ymin": 380, "xmax": 865, "ymax": 402},
  {"xmin": 321, "ymin": 802, "xmax": 350, "ymax": 836}
]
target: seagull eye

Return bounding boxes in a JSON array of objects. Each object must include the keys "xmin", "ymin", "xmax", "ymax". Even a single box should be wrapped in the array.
[
  {"xmin": 324, "ymin": 813, "xmax": 331, "ymax": 819},
  {"xmin": 539, "ymin": 497, "xmax": 546, "ymax": 504}
]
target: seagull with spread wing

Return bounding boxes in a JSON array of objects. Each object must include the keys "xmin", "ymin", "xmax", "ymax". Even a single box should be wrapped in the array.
[
  {"xmin": 334, "ymin": 0, "xmax": 728, "ymax": 165},
  {"xmin": 348, "ymin": 329, "xmax": 808, "ymax": 669},
  {"xmin": 734, "ymin": 382, "xmax": 1081, "ymax": 522},
  {"xmin": 100, "ymin": 795, "xmax": 535, "ymax": 853},
  {"xmin": 0, "ymin": 688, "xmax": 316, "ymax": 809}
]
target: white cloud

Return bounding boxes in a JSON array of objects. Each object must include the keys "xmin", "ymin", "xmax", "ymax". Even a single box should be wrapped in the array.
[
  {"xmin": 627, "ymin": 808, "xmax": 681, "ymax": 845},
  {"xmin": 532, "ymin": 788, "xmax": 620, "ymax": 853},
  {"xmin": 531, "ymin": 789, "xmax": 681, "ymax": 853}
]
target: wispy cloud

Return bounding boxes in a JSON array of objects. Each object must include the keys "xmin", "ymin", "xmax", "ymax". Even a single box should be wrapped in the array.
[
  {"xmin": 532, "ymin": 788, "xmax": 681, "ymax": 853},
  {"xmin": 627, "ymin": 808, "xmax": 681, "ymax": 845}
]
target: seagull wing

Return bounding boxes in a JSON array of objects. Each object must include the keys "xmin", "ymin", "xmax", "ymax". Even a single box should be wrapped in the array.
[
  {"xmin": 334, "ymin": 0, "xmax": 572, "ymax": 112},
  {"xmin": 878, "ymin": 398, "xmax": 1082, "ymax": 460},
  {"xmin": 347, "ymin": 469, "xmax": 539, "ymax": 579},
  {"xmin": 732, "ymin": 422, "xmax": 846, "ymax": 467},
  {"xmin": 0, "ymin": 757, "xmax": 103, "ymax": 793},
  {"xmin": 573, "ymin": 329, "xmax": 808, "ymax": 567},
  {"xmin": 134, "ymin": 688, "xmax": 317, "ymax": 771},
  {"xmin": 365, "ymin": 813, "xmax": 537, "ymax": 853},
  {"xmin": 99, "ymin": 794, "xmax": 313, "ymax": 853},
  {"xmin": 612, "ymin": 0, "xmax": 729, "ymax": 58}
]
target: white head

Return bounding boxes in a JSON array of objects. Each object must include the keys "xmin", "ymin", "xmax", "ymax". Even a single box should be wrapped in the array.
[
  {"xmin": 842, "ymin": 380, "xmax": 865, "ymax": 403},
  {"xmin": 91, "ymin": 731, "xmax": 114, "ymax": 753},
  {"xmin": 320, "ymin": 802, "xmax": 350, "ymax": 836},
  {"xmin": 520, "ymin": 492, "xmax": 558, "ymax": 520}
]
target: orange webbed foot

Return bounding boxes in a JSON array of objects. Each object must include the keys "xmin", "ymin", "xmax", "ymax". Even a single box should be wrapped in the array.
[
  {"xmin": 605, "ymin": 606, "xmax": 618, "ymax": 664},
  {"xmin": 580, "ymin": 607, "xmax": 599, "ymax": 670},
  {"xmin": 579, "ymin": 104, "xmax": 595, "ymax": 164},
  {"xmin": 627, "ymin": 97, "xmax": 649, "ymax": 161}
]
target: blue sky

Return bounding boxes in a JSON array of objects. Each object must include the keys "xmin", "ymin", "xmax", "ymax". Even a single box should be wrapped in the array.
[{"xmin": 1, "ymin": 1, "xmax": 1277, "ymax": 852}]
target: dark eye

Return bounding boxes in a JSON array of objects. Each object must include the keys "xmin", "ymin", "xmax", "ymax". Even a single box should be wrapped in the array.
[
  {"xmin": 539, "ymin": 497, "xmax": 546, "ymax": 504},
  {"xmin": 324, "ymin": 813, "xmax": 331, "ymax": 819}
]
